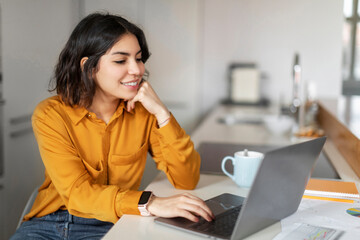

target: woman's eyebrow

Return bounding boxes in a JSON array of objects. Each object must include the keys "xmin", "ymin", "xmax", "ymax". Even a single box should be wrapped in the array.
[{"xmin": 111, "ymin": 50, "xmax": 142, "ymax": 56}]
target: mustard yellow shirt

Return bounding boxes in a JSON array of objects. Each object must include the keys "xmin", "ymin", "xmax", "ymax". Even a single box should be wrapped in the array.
[{"xmin": 24, "ymin": 95, "xmax": 200, "ymax": 223}]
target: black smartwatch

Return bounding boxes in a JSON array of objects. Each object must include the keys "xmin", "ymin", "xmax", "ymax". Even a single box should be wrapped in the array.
[{"xmin": 138, "ymin": 191, "xmax": 153, "ymax": 216}]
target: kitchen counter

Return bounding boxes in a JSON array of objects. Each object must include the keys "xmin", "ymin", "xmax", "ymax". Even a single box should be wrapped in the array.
[{"xmin": 191, "ymin": 103, "xmax": 360, "ymax": 183}]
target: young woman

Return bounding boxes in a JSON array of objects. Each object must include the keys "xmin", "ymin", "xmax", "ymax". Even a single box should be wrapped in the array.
[{"xmin": 11, "ymin": 12, "xmax": 214, "ymax": 239}]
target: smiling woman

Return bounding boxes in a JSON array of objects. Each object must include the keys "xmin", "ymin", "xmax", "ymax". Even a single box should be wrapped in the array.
[{"xmin": 10, "ymin": 12, "xmax": 213, "ymax": 240}]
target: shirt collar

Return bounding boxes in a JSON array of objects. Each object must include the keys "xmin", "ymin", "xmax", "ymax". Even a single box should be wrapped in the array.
[
  {"xmin": 62, "ymin": 102, "xmax": 88, "ymax": 125},
  {"xmin": 63, "ymin": 99, "xmax": 133, "ymax": 125}
]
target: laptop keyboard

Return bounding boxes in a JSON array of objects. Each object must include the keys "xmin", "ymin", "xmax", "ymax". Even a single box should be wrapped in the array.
[{"xmin": 190, "ymin": 205, "xmax": 242, "ymax": 237}]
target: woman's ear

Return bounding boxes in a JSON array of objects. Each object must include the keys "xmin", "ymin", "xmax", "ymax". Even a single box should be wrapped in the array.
[{"xmin": 80, "ymin": 57, "xmax": 89, "ymax": 71}]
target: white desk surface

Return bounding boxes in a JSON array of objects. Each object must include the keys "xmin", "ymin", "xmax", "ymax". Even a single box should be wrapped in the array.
[
  {"xmin": 103, "ymin": 104, "xmax": 360, "ymax": 240},
  {"xmin": 103, "ymin": 172, "xmax": 282, "ymax": 240}
]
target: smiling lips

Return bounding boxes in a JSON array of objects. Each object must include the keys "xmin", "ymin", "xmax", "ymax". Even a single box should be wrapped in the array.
[{"xmin": 121, "ymin": 80, "xmax": 139, "ymax": 87}]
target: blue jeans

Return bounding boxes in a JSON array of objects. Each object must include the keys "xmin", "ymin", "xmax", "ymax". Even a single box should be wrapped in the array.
[{"xmin": 10, "ymin": 210, "xmax": 114, "ymax": 240}]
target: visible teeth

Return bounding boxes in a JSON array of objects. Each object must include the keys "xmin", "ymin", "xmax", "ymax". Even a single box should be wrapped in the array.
[{"xmin": 122, "ymin": 82, "xmax": 137, "ymax": 86}]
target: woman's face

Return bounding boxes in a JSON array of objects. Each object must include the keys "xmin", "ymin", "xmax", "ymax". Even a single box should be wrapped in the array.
[{"xmin": 93, "ymin": 33, "xmax": 145, "ymax": 102}]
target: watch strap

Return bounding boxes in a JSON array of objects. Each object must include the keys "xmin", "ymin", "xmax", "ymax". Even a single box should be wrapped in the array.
[{"xmin": 138, "ymin": 191, "xmax": 153, "ymax": 216}]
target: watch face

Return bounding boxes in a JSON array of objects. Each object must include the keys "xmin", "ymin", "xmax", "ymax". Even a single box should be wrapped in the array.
[{"xmin": 138, "ymin": 191, "xmax": 152, "ymax": 205}]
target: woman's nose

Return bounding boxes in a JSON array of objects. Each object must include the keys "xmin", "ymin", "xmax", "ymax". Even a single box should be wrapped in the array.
[{"xmin": 128, "ymin": 60, "xmax": 141, "ymax": 75}]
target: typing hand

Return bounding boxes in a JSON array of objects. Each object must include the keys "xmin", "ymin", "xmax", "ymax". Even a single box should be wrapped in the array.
[{"xmin": 147, "ymin": 193, "xmax": 215, "ymax": 222}]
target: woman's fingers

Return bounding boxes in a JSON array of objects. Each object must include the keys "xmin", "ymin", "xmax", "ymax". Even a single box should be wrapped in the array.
[
  {"xmin": 176, "ymin": 209, "xmax": 200, "ymax": 222},
  {"xmin": 178, "ymin": 201, "xmax": 213, "ymax": 222},
  {"xmin": 176, "ymin": 194, "xmax": 214, "ymax": 220},
  {"xmin": 182, "ymin": 193, "xmax": 215, "ymax": 218},
  {"xmin": 125, "ymin": 81, "xmax": 170, "ymax": 121},
  {"xmin": 126, "ymin": 93, "xmax": 139, "ymax": 112},
  {"xmin": 147, "ymin": 193, "xmax": 215, "ymax": 222}
]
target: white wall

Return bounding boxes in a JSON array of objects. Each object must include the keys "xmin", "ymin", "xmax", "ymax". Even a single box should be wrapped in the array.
[
  {"xmin": 82, "ymin": 0, "xmax": 140, "ymax": 23},
  {"xmin": 201, "ymin": 0, "xmax": 344, "ymax": 113},
  {"xmin": 141, "ymin": 0, "xmax": 202, "ymax": 132}
]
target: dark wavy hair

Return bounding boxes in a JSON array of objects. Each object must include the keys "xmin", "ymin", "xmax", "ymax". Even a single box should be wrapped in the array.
[{"xmin": 50, "ymin": 12, "xmax": 150, "ymax": 107}]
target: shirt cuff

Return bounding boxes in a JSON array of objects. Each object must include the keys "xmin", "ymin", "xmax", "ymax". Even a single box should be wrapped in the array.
[
  {"xmin": 115, "ymin": 190, "xmax": 143, "ymax": 217},
  {"xmin": 154, "ymin": 114, "xmax": 184, "ymax": 143}
]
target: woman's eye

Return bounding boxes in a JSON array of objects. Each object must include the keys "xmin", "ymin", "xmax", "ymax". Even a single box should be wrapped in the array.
[
  {"xmin": 136, "ymin": 58, "xmax": 143, "ymax": 62},
  {"xmin": 115, "ymin": 60, "xmax": 126, "ymax": 64}
]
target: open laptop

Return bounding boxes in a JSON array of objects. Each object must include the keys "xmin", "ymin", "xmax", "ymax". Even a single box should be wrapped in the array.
[{"xmin": 154, "ymin": 137, "xmax": 326, "ymax": 239}]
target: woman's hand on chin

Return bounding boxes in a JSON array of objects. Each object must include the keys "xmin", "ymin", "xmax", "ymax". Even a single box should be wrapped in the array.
[{"xmin": 126, "ymin": 80, "xmax": 170, "ymax": 126}]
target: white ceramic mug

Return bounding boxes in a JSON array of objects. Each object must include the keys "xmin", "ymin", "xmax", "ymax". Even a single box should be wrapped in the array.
[{"xmin": 221, "ymin": 150, "xmax": 264, "ymax": 188}]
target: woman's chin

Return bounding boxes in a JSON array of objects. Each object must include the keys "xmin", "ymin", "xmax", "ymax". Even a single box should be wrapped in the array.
[{"xmin": 121, "ymin": 94, "xmax": 136, "ymax": 101}]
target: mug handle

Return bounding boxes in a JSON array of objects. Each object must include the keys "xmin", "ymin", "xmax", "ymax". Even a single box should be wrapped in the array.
[{"xmin": 221, "ymin": 156, "xmax": 235, "ymax": 181}]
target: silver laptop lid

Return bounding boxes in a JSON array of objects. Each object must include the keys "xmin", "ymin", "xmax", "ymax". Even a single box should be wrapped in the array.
[{"xmin": 231, "ymin": 137, "xmax": 326, "ymax": 240}]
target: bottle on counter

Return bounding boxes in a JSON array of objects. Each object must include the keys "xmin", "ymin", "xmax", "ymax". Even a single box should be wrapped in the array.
[{"xmin": 290, "ymin": 53, "xmax": 305, "ymax": 133}]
